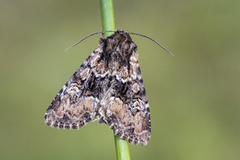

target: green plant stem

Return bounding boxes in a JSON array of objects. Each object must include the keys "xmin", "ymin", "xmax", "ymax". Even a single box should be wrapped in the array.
[
  {"xmin": 99, "ymin": 1, "xmax": 131, "ymax": 160},
  {"xmin": 114, "ymin": 134, "xmax": 131, "ymax": 160},
  {"xmin": 100, "ymin": 0, "xmax": 115, "ymax": 36}
]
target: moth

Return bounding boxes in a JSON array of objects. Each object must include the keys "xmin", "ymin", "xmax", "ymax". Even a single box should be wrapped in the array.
[{"xmin": 44, "ymin": 29, "xmax": 172, "ymax": 146}]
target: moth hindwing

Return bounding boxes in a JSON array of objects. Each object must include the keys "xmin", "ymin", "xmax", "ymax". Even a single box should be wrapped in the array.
[{"xmin": 45, "ymin": 29, "xmax": 151, "ymax": 146}]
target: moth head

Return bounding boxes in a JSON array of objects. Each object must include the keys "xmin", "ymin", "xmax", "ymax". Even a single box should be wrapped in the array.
[{"xmin": 66, "ymin": 29, "xmax": 173, "ymax": 56}]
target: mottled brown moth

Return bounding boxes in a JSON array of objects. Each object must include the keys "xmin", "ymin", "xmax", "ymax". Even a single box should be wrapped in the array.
[{"xmin": 44, "ymin": 29, "xmax": 172, "ymax": 146}]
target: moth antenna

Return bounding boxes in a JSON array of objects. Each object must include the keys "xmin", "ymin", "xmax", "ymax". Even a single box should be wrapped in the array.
[
  {"xmin": 128, "ymin": 32, "xmax": 174, "ymax": 56},
  {"xmin": 65, "ymin": 30, "xmax": 115, "ymax": 51}
]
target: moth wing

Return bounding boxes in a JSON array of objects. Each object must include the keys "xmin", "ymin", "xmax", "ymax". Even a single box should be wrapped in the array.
[
  {"xmin": 45, "ymin": 46, "xmax": 106, "ymax": 129},
  {"xmin": 100, "ymin": 51, "xmax": 151, "ymax": 146}
]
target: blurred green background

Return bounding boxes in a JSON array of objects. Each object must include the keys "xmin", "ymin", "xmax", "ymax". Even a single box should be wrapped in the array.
[{"xmin": 1, "ymin": 0, "xmax": 240, "ymax": 160}]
